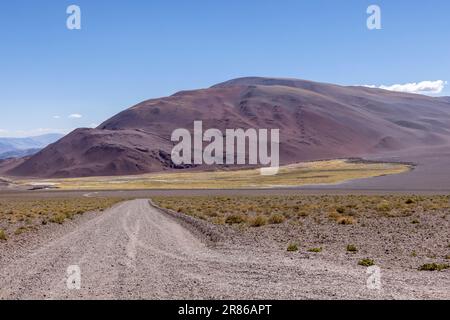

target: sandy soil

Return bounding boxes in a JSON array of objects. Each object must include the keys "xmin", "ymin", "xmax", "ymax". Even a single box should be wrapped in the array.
[{"xmin": 0, "ymin": 199, "xmax": 448, "ymax": 300}]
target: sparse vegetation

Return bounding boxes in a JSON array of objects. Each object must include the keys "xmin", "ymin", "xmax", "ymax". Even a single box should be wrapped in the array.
[
  {"xmin": 153, "ymin": 194, "xmax": 450, "ymax": 228},
  {"xmin": 347, "ymin": 245, "xmax": 358, "ymax": 253},
  {"xmin": 308, "ymin": 247, "xmax": 322, "ymax": 253},
  {"xmin": 0, "ymin": 197, "xmax": 126, "ymax": 237},
  {"xmin": 287, "ymin": 243, "xmax": 298, "ymax": 252},
  {"xmin": 418, "ymin": 263, "xmax": 449, "ymax": 271},
  {"xmin": 358, "ymin": 258, "xmax": 375, "ymax": 267}
]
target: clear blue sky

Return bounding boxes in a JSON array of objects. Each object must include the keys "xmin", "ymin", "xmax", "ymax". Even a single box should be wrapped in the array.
[{"xmin": 1, "ymin": 0, "xmax": 449, "ymax": 137}]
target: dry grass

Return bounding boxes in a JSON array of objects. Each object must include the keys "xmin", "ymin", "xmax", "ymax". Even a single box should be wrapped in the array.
[
  {"xmin": 16, "ymin": 159, "xmax": 411, "ymax": 190},
  {"xmin": 0, "ymin": 197, "xmax": 126, "ymax": 239},
  {"xmin": 152, "ymin": 194, "xmax": 450, "ymax": 227}
]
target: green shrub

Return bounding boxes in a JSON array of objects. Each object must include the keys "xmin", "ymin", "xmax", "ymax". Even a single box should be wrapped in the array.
[
  {"xmin": 346, "ymin": 244, "xmax": 358, "ymax": 253},
  {"xmin": 418, "ymin": 263, "xmax": 449, "ymax": 271},
  {"xmin": 308, "ymin": 247, "xmax": 322, "ymax": 253},
  {"xmin": 358, "ymin": 258, "xmax": 375, "ymax": 267},
  {"xmin": 287, "ymin": 243, "xmax": 298, "ymax": 252}
]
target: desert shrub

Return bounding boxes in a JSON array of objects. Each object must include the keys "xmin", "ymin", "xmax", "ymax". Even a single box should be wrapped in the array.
[
  {"xmin": 268, "ymin": 213, "xmax": 285, "ymax": 224},
  {"xmin": 249, "ymin": 215, "xmax": 267, "ymax": 227},
  {"xmin": 376, "ymin": 201, "xmax": 392, "ymax": 213},
  {"xmin": 49, "ymin": 213, "xmax": 67, "ymax": 224},
  {"xmin": 337, "ymin": 216, "xmax": 356, "ymax": 225},
  {"xmin": 14, "ymin": 226, "xmax": 28, "ymax": 235},
  {"xmin": 287, "ymin": 243, "xmax": 298, "ymax": 252},
  {"xmin": 336, "ymin": 207, "xmax": 346, "ymax": 214},
  {"xmin": 358, "ymin": 258, "xmax": 375, "ymax": 267},
  {"xmin": 418, "ymin": 263, "xmax": 449, "ymax": 271},
  {"xmin": 308, "ymin": 247, "xmax": 322, "ymax": 253},
  {"xmin": 0, "ymin": 229, "xmax": 7, "ymax": 241},
  {"xmin": 346, "ymin": 244, "xmax": 358, "ymax": 252},
  {"xmin": 225, "ymin": 214, "xmax": 245, "ymax": 225}
]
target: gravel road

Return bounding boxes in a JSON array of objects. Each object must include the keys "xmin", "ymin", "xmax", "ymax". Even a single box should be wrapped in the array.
[{"xmin": 0, "ymin": 199, "xmax": 448, "ymax": 299}]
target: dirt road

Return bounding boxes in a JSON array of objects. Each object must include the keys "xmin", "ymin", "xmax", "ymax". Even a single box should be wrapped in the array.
[{"xmin": 0, "ymin": 199, "xmax": 448, "ymax": 299}]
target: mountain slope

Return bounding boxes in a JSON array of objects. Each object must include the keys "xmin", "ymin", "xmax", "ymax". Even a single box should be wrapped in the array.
[
  {"xmin": 5, "ymin": 77, "xmax": 450, "ymax": 178},
  {"xmin": 0, "ymin": 134, "xmax": 64, "ymax": 160}
]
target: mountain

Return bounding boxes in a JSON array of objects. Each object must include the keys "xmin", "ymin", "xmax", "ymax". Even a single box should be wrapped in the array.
[
  {"xmin": 0, "ymin": 134, "xmax": 64, "ymax": 160},
  {"xmin": 3, "ymin": 77, "xmax": 450, "ymax": 178},
  {"xmin": 438, "ymin": 96, "xmax": 450, "ymax": 103},
  {"xmin": 0, "ymin": 148, "xmax": 41, "ymax": 160}
]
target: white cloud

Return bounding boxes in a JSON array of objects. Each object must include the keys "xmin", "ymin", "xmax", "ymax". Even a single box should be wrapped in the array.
[
  {"xmin": 69, "ymin": 113, "xmax": 83, "ymax": 119},
  {"xmin": 362, "ymin": 80, "xmax": 447, "ymax": 95},
  {"xmin": 53, "ymin": 115, "xmax": 61, "ymax": 119}
]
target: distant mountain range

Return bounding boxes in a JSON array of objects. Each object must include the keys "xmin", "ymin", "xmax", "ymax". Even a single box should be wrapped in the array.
[
  {"xmin": 2, "ymin": 77, "xmax": 450, "ymax": 178},
  {"xmin": 0, "ymin": 134, "xmax": 64, "ymax": 160}
]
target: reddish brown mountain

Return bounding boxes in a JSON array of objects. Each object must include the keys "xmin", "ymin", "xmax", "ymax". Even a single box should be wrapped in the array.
[{"xmin": 4, "ymin": 77, "xmax": 450, "ymax": 178}]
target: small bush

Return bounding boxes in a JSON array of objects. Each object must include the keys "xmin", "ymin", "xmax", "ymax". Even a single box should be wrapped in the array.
[
  {"xmin": 225, "ymin": 214, "xmax": 245, "ymax": 225},
  {"xmin": 346, "ymin": 244, "xmax": 358, "ymax": 253},
  {"xmin": 376, "ymin": 201, "xmax": 391, "ymax": 213},
  {"xmin": 358, "ymin": 258, "xmax": 375, "ymax": 267},
  {"xmin": 50, "ymin": 213, "xmax": 66, "ymax": 224},
  {"xmin": 268, "ymin": 213, "xmax": 285, "ymax": 224},
  {"xmin": 411, "ymin": 219, "xmax": 420, "ymax": 224},
  {"xmin": 308, "ymin": 247, "xmax": 322, "ymax": 253},
  {"xmin": 14, "ymin": 227, "xmax": 28, "ymax": 235},
  {"xmin": 0, "ymin": 229, "xmax": 7, "ymax": 241},
  {"xmin": 337, "ymin": 216, "xmax": 355, "ymax": 225},
  {"xmin": 336, "ymin": 207, "xmax": 346, "ymax": 214},
  {"xmin": 249, "ymin": 215, "xmax": 267, "ymax": 227},
  {"xmin": 418, "ymin": 263, "xmax": 449, "ymax": 271},
  {"xmin": 405, "ymin": 199, "xmax": 414, "ymax": 204},
  {"xmin": 287, "ymin": 243, "xmax": 298, "ymax": 252}
]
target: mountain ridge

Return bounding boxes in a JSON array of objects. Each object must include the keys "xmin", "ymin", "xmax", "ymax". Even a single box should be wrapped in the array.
[{"xmin": 3, "ymin": 77, "xmax": 450, "ymax": 178}]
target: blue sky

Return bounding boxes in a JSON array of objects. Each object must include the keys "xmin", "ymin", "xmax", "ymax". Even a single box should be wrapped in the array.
[{"xmin": 0, "ymin": 0, "xmax": 449, "ymax": 137}]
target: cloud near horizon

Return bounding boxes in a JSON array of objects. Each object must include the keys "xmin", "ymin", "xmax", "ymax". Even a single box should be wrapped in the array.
[
  {"xmin": 363, "ymin": 80, "xmax": 447, "ymax": 95},
  {"xmin": 69, "ymin": 113, "xmax": 83, "ymax": 119}
]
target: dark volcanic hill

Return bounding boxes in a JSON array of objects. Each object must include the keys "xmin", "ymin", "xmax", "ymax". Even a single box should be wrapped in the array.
[{"xmin": 4, "ymin": 77, "xmax": 450, "ymax": 178}]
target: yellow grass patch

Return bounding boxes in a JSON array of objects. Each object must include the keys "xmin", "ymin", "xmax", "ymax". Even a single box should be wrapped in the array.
[{"xmin": 16, "ymin": 159, "xmax": 411, "ymax": 190}]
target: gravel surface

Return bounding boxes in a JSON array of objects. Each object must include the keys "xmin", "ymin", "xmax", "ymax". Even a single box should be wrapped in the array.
[{"xmin": 0, "ymin": 199, "xmax": 448, "ymax": 300}]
